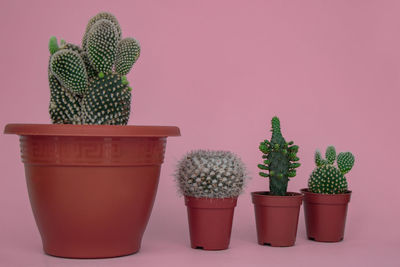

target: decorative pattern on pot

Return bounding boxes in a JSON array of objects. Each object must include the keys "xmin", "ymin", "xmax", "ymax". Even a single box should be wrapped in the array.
[
  {"xmin": 175, "ymin": 150, "xmax": 248, "ymax": 250},
  {"xmin": 302, "ymin": 146, "xmax": 355, "ymax": 242},
  {"xmin": 20, "ymin": 136, "xmax": 166, "ymax": 166},
  {"xmin": 252, "ymin": 116, "xmax": 303, "ymax": 247}
]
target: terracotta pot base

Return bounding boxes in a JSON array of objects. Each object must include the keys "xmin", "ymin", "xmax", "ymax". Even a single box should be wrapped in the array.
[
  {"xmin": 301, "ymin": 189, "xmax": 351, "ymax": 242},
  {"xmin": 185, "ymin": 196, "xmax": 237, "ymax": 250},
  {"xmin": 251, "ymin": 191, "xmax": 303, "ymax": 247}
]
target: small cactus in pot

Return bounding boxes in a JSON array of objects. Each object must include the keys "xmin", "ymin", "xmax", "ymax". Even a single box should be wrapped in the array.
[
  {"xmin": 257, "ymin": 116, "xmax": 300, "ymax": 196},
  {"xmin": 302, "ymin": 146, "xmax": 355, "ymax": 242},
  {"xmin": 308, "ymin": 146, "xmax": 355, "ymax": 194},
  {"xmin": 48, "ymin": 12, "xmax": 140, "ymax": 125},
  {"xmin": 175, "ymin": 150, "xmax": 248, "ymax": 250},
  {"xmin": 252, "ymin": 116, "xmax": 303, "ymax": 247}
]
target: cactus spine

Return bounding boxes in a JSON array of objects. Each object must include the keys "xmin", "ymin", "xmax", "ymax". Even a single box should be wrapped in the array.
[
  {"xmin": 308, "ymin": 146, "xmax": 355, "ymax": 194},
  {"xmin": 48, "ymin": 12, "xmax": 140, "ymax": 125},
  {"xmin": 258, "ymin": 117, "xmax": 300, "ymax": 196},
  {"xmin": 175, "ymin": 150, "xmax": 248, "ymax": 198}
]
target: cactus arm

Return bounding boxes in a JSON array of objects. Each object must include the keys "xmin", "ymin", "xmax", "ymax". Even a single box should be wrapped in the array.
[
  {"xmin": 82, "ymin": 73, "xmax": 131, "ymax": 125},
  {"xmin": 48, "ymin": 36, "xmax": 59, "ymax": 55},
  {"xmin": 115, "ymin": 38, "xmax": 141, "ymax": 75},
  {"xmin": 82, "ymin": 12, "xmax": 122, "ymax": 50},
  {"xmin": 86, "ymin": 19, "xmax": 119, "ymax": 73},
  {"xmin": 50, "ymin": 50, "xmax": 88, "ymax": 95},
  {"xmin": 337, "ymin": 152, "xmax": 355, "ymax": 174},
  {"xmin": 315, "ymin": 150, "xmax": 326, "ymax": 166},
  {"xmin": 325, "ymin": 146, "xmax": 336, "ymax": 164}
]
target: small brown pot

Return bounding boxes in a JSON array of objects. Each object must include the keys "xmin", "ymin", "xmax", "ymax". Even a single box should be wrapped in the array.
[
  {"xmin": 251, "ymin": 191, "xmax": 303, "ymax": 247},
  {"xmin": 301, "ymin": 188, "xmax": 351, "ymax": 242},
  {"xmin": 184, "ymin": 196, "xmax": 237, "ymax": 250},
  {"xmin": 4, "ymin": 124, "xmax": 180, "ymax": 258}
]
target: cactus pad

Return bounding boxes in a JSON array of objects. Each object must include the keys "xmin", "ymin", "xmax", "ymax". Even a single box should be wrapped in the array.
[
  {"xmin": 48, "ymin": 73, "xmax": 82, "ymax": 124},
  {"xmin": 337, "ymin": 152, "xmax": 355, "ymax": 174},
  {"xmin": 325, "ymin": 146, "xmax": 336, "ymax": 164},
  {"xmin": 82, "ymin": 12, "xmax": 122, "ymax": 50},
  {"xmin": 87, "ymin": 19, "xmax": 119, "ymax": 73},
  {"xmin": 115, "ymin": 38, "xmax": 141, "ymax": 75},
  {"xmin": 50, "ymin": 50, "xmax": 88, "ymax": 95},
  {"xmin": 82, "ymin": 73, "xmax": 131, "ymax": 125}
]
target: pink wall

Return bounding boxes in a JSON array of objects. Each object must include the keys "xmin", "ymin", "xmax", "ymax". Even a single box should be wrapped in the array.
[{"xmin": 0, "ymin": 0, "xmax": 399, "ymax": 266}]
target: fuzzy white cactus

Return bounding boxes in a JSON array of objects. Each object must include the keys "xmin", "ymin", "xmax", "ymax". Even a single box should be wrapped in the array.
[{"xmin": 175, "ymin": 150, "xmax": 248, "ymax": 198}]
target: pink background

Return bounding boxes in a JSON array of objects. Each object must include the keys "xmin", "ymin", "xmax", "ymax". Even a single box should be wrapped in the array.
[{"xmin": 1, "ymin": 0, "xmax": 399, "ymax": 266}]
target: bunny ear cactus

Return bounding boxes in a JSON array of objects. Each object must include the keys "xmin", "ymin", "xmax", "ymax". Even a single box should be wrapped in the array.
[
  {"xmin": 47, "ymin": 12, "xmax": 141, "ymax": 125},
  {"xmin": 258, "ymin": 117, "xmax": 300, "ymax": 196},
  {"xmin": 308, "ymin": 146, "xmax": 355, "ymax": 194}
]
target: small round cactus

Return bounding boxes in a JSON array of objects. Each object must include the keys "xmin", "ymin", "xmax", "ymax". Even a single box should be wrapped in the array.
[
  {"xmin": 48, "ymin": 12, "xmax": 141, "ymax": 125},
  {"xmin": 308, "ymin": 146, "xmax": 355, "ymax": 194},
  {"xmin": 175, "ymin": 150, "xmax": 248, "ymax": 198}
]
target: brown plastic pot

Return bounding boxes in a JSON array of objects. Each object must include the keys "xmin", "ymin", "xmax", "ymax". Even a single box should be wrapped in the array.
[
  {"xmin": 251, "ymin": 191, "xmax": 303, "ymax": 247},
  {"xmin": 301, "ymin": 188, "xmax": 351, "ymax": 242},
  {"xmin": 4, "ymin": 124, "xmax": 180, "ymax": 258},
  {"xmin": 184, "ymin": 196, "xmax": 237, "ymax": 250}
]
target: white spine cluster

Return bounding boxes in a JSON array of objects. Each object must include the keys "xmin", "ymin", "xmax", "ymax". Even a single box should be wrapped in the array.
[{"xmin": 175, "ymin": 150, "xmax": 248, "ymax": 198}]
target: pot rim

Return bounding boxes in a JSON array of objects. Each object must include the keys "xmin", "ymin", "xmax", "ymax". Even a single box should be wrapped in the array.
[
  {"xmin": 4, "ymin": 124, "xmax": 180, "ymax": 137},
  {"xmin": 251, "ymin": 191, "xmax": 303, "ymax": 197},
  {"xmin": 251, "ymin": 191, "xmax": 303, "ymax": 207},
  {"xmin": 300, "ymin": 188, "xmax": 351, "ymax": 204},
  {"xmin": 184, "ymin": 195, "xmax": 238, "ymax": 209},
  {"xmin": 300, "ymin": 188, "xmax": 352, "ymax": 196}
]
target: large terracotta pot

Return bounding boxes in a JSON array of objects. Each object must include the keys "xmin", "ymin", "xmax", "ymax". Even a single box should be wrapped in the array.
[
  {"xmin": 251, "ymin": 191, "xmax": 303, "ymax": 247},
  {"xmin": 184, "ymin": 196, "xmax": 237, "ymax": 250},
  {"xmin": 4, "ymin": 124, "xmax": 180, "ymax": 258},
  {"xmin": 301, "ymin": 188, "xmax": 351, "ymax": 242}
]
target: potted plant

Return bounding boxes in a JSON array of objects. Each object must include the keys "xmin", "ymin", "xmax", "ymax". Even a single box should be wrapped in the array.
[
  {"xmin": 4, "ymin": 12, "xmax": 180, "ymax": 258},
  {"xmin": 175, "ymin": 150, "xmax": 248, "ymax": 250},
  {"xmin": 251, "ymin": 116, "xmax": 302, "ymax": 247},
  {"xmin": 301, "ymin": 146, "xmax": 355, "ymax": 242}
]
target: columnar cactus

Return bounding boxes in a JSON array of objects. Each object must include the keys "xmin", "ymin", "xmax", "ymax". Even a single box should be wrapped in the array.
[
  {"xmin": 48, "ymin": 12, "xmax": 140, "ymax": 125},
  {"xmin": 258, "ymin": 117, "xmax": 300, "ymax": 196},
  {"xmin": 308, "ymin": 146, "xmax": 355, "ymax": 194},
  {"xmin": 175, "ymin": 150, "xmax": 248, "ymax": 198}
]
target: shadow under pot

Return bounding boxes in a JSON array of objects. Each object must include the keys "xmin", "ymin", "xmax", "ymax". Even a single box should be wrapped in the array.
[
  {"xmin": 251, "ymin": 191, "xmax": 303, "ymax": 247},
  {"xmin": 301, "ymin": 189, "xmax": 351, "ymax": 242},
  {"xmin": 184, "ymin": 196, "xmax": 237, "ymax": 250},
  {"xmin": 4, "ymin": 124, "xmax": 180, "ymax": 259}
]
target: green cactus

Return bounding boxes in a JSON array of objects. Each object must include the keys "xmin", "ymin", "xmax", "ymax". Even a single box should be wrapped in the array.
[
  {"xmin": 86, "ymin": 19, "xmax": 120, "ymax": 73},
  {"xmin": 175, "ymin": 150, "xmax": 248, "ymax": 198},
  {"xmin": 258, "ymin": 117, "xmax": 300, "ymax": 196},
  {"xmin": 308, "ymin": 146, "xmax": 355, "ymax": 194},
  {"xmin": 115, "ymin": 38, "xmax": 141, "ymax": 75},
  {"xmin": 48, "ymin": 12, "xmax": 140, "ymax": 125},
  {"xmin": 50, "ymin": 49, "xmax": 89, "ymax": 95},
  {"xmin": 48, "ymin": 70, "xmax": 83, "ymax": 124},
  {"xmin": 82, "ymin": 73, "xmax": 131, "ymax": 125},
  {"xmin": 82, "ymin": 12, "xmax": 122, "ymax": 51}
]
